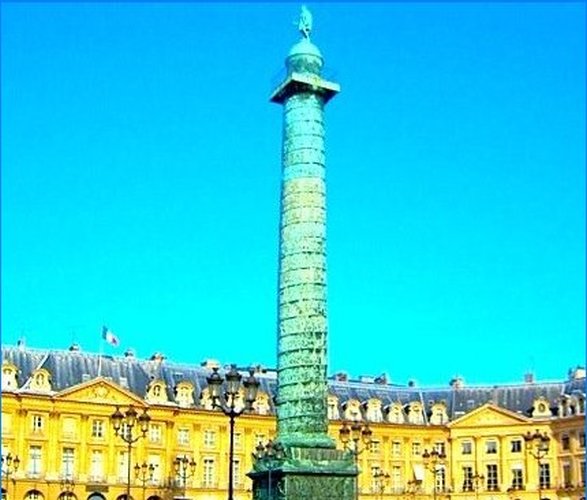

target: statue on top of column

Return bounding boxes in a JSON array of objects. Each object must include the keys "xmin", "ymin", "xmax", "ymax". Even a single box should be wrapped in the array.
[{"xmin": 298, "ymin": 5, "xmax": 313, "ymax": 39}]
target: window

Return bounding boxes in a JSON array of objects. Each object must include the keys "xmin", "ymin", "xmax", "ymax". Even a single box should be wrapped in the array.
[
  {"xmin": 579, "ymin": 431, "xmax": 585, "ymax": 448},
  {"xmin": 580, "ymin": 460, "xmax": 585, "ymax": 486},
  {"xmin": 254, "ymin": 433, "xmax": 266, "ymax": 445},
  {"xmin": 28, "ymin": 446, "xmax": 42, "ymax": 476},
  {"xmin": 117, "ymin": 451, "xmax": 129, "ymax": 481},
  {"xmin": 511, "ymin": 467, "xmax": 524, "ymax": 490},
  {"xmin": 390, "ymin": 466, "xmax": 402, "ymax": 493},
  {"xmin": 32, "ymin": 415, "xmax": 44, "ymax": 433},
  {"xmin": 91, "ymin": 420, "xmax": 104, "ymax": 439},
  {"xmin": 178, "ymin": 428, "xmax": 190, "ymax": 446},
  {"xmin": 539, "ymin": 463, "xmax": 550, "ymax": 489},
  {"xmin": 461, "ymin": 441, "xmax": 472, "ymax": 455},
  {"xmin": 369, "ymin": 440, "xmax": 381, "ymax": 454},
  {"xmin": 327, "ymin": 398, "xmax": 339, "ymax": 420},
  {"xmin": 486, "ymin": 464, "xmax": 498, "ymax": 491},
  {"xmin": 233, "ymin": 432, "xmax": 242, "ymax": 450},
  {"xmin": 560, "ymin": 434, "xmax": 570, "ymax": 450},
  {"xmin": 61, "ymin": 448, "xmax": 74, "ymax": 478},
  {"xmin": 436, "ymin": 466, "xmax": 446, "ymax": 492},
  {"xmin": 89, "ymin": 450, "xmax": 104, "ymax": 482},
  {"xmin": 232, "ymin": 458, "xmax": 242, "ymax": 487},
  {"xmin": 511, "ymin": 439, "xmax": 522, "ymax": 453},
  {"xmin": 203, "ymin": 430, "xmax": 216, "ymax": 448},
  {"xmin": 203, "ymin": 458, "xmax": 216, "ymax": 487},
  {"xmin": 391, "ymin": 441, "xmax": 401, "ymax": 457},
  {"xmin": 411, "ymin": 442, "xmax": 421, "ymax": 456},
  {"xmin": 147, "ymin": 455, "xmax": 161, "ymax": 484},
  {"xmin": 462, "ymin": 466, "xmax": 473, "ymax": 492},
  {"xmin": 370, "ymin": 466, "xmax": 382, "ymax": 493},
  {"xmin": 486, "ymin": 440, "xmax": 497, "ymax": 454},
  {"xmin": 562, "ymin": 462, "xmax": 572, "ymax": 488},
  {"xmin": 149, "ymin": 424, "xmax": 162, "ymax": 443},
  {"xmin": 434, "ymin": 442, "xmax": 446, "ymax": 455}
]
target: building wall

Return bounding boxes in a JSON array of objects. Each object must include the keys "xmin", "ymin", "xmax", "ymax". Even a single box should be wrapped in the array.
[{"xmin": 1, "ymin": 355, "xmax": 585, "ymax": 500}]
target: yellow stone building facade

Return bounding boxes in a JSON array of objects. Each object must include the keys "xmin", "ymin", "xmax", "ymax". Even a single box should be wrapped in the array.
[{"xmin": 1, "ymin": 345, "xmax": 585, "ymax": 500}]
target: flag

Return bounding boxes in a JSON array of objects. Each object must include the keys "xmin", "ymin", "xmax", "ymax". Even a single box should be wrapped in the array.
[{"xmin": 102, "ymin": 326, "xmax": 119, "ymax": 347}]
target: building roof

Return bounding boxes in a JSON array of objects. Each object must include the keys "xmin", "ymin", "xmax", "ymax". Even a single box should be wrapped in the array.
[{"xmin": 2, "ymin": 344, "xmax": 584, "ymax": 422}]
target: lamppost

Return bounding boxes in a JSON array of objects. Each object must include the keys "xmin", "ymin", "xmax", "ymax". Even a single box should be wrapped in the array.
[
  {"xmin": 524, "ymin": 430, "xmax": 550, "ymax": 500},
  {"xmin": 60, "ymin": 478, "xmax": 75, "ymax": 500},
  {"xmin": 372, "ymin": 469, "xmax": 390, "ymax": 500},
  {"xmin": 406, "ymin": 478, "xmax": 421, "ymax": 500},
  {"xmin": 206, "ymin": 365, "xmax": 260, "ymax": 500},
  {"xmin": 253, "ymin": 440, "xmax": 285, "ymax": 499},
  {"xmin": 173, "ymin": 456, "xmax": 196, "ymax": 499},
  {"xmin": 134, "ymin": 462, "xmax": 156, "ymax": 500},
  {"xmin": 339, "ymin": 421, "xmax": 373, "ymax": 500},
  {"xmin": 471, "ymin": 472, "xmax": 484, "ymax": 500},
  {"xmin": 1, "ymin": 454, "xmax": 20, "ymax": 500},
  {"xmin": 111, "ymin": 405, "xmax": 151, "ymax": 500},
  {"xmin": 422, "ymin": 448, "xmax": 446, "ymax": 500}
]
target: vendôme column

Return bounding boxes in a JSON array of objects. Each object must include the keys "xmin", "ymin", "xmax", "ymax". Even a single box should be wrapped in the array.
[
  {"xmin": 272, "ymin": 5, "xmax": 339, "ymax": 450},
  {"xmin": 250, "ymin": 6, "xmax": 357, "ymax": 500}
]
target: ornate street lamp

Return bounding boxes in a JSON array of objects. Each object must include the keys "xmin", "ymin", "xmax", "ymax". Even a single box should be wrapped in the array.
[
  {"xmin": 471, "ymin": 472, "xmax": 484, "ymax": 500},
  {"xmin": 372, "ymin": 469, "xmax": 390, "ymax": 500},
  {"xmin": 111, "ymin": 405, "xmax": 151, "ymax": 500},
  {"xmin": 206, "ymin": 365, "xmax": 260, "ymax": 500},
  {"xmin": 60, "ymin": 478, "xmax": 75, "ymax": 500},
  {"xmin": 173, "ymin": 456, "xmax": 196, "ymax": 499},
  {"xmin": 422, "ymin": 448, "xmax": 446, "ymax": 500},
  {"xmin": 253, "ymin": 440, "xmax": 285, "ymax": 499},
  {"xmin": 407, "ymin": 478, "xmax": 421, "ymax": 500},
  {"xmin": 524, "ymin": 430, "xmax": 550, "ymax": 500},
  {"xmin": 1, "ymin": 454, "xmax": 20, "ymax": 500},
  {"xmin": 134, "ymin": 462, "xmax": 156, "ymax": 500},
  {"xmin": 339, "ymin": 421, "xmax": 373, "ymax": 499}
]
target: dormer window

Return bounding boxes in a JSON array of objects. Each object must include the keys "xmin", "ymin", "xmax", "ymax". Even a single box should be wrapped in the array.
[
  {"xmin": 407, "ymin": 402, "xmax": 424, "ymax": 424},
  {"xmin": 429, "ymin": 402, "xmax": 449, "ymax": 425},
  {"xmin": 366, "ymin": 399, "xmax": 383, "ymax": 423},
  {"xmin": 1, "ymin": 364, "xmax": 18, "ymax": 390},
  {"xmin": 343, "ymin": 400, "xmax": 362, "ymax": 421},
  {"xmin": 146, "ymin": 380, "xmax": 168, "ymax": 404},
  {"xmin": 30, "ymin": 369, "xmax": 51, "ymax": 392},
  {"xmin": 532, "ymin": 397, "xmax": 552, "ymax": 418},
  {"xmin": 175, "ymin": 382, "xmax": 195, "ymax": 408},
  {"xmin": 254, "ymin": 393, "xmax": 270, "ymax": 415},
  {"xmin": 327, "ymin": 396, "xmax": 340, "ymax": 420},
  {"xmin": 387, "ymin": 404, "xmax": 405, "ymax": 424}
]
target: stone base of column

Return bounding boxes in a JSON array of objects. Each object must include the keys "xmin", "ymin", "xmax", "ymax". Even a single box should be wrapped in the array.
[{"xmin": 249, "ymin": 447, "xmax": 357, "ymax": 500}]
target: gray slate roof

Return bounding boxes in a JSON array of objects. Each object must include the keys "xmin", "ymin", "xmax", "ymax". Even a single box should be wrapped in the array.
[{"xmin": 2, "ymin": 344, "xmax": 584, "ymax": 421}]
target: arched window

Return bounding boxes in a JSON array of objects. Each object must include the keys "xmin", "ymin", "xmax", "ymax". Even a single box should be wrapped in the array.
[{"xmin": 24, "ymin": 490, "xmax": 44, "ymax": 500}]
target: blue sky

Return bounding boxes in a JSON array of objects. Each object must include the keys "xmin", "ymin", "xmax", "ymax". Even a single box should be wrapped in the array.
[{"xmin": 1, "ymin": 2, "xmax": 585, "ymax": 387}]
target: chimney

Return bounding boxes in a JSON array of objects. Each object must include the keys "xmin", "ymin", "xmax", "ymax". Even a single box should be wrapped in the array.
[
  {"xmin": 524, "ymin": 372, "xmax": 535, "ymax": 384},
  {"xmin": 200, "ymin": 359, "xmax": 220, "ymax": 369},
  {"xmin": 68, "ymin": 343, "xmax": 81, "ymax": 352},
  {"xmin": 334, "ymin": 372, "xmax": 349, "ymax": 382},
  {"xmin": 16, "ymin": 338, "xmax": 26, "ymax": 350},
  {"xmin": 450, "ymin": 376, "xmax": 465, "ymax": 389},
  {"xmin": 124, "ymin": 348, "xmax": 135, "ymax": 358},
  {"xmin": 150, "ymin": 352, "xmax": 166, "ymax": 363}
]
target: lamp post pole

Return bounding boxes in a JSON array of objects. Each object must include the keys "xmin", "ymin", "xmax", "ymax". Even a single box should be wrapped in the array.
[
  {"xmin": 173, "ymin": 455, "xmax": 196, "ymax": 499},
  {"xmin": 134, "ymin": 462, "xmax": 156, "ymax": 500},
  {"xmin": 1, "ymin": 454, "xmax": 20, "ymax": 500},
  {"xmin": 111, "ymin": 406, "xmax": 151, "ymax": 500},
  {"xmin": 206, "ymin": 365, "xmax": 260, "ymax": 500},
  {"xmin": 524, "ymin": 430, "xmax": 550, "ymax": 500},
  {"xmin": 422, "ymin": 449, "xmax": 446, "ymax": 500},
  {"xmin": 373, "ymin": 469, "xmax": 390, "ymax": 500},
  {"xmin": 339, "ymin": 421, "xmax": 374, "ymax": 500},
  {"xmin": 471, "ymin": 472, "xmax": 484, "ymax": 500}
]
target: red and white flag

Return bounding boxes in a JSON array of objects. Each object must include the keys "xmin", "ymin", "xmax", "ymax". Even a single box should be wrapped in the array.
[{"xmin": 102, "ymin": 326, "xmax": 120, "ymax": 347}]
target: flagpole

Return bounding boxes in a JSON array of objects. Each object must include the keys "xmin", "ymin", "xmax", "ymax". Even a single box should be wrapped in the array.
[{"xmin": 97, "ymin": 328, "xmax": 104, "ymax": 377}]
